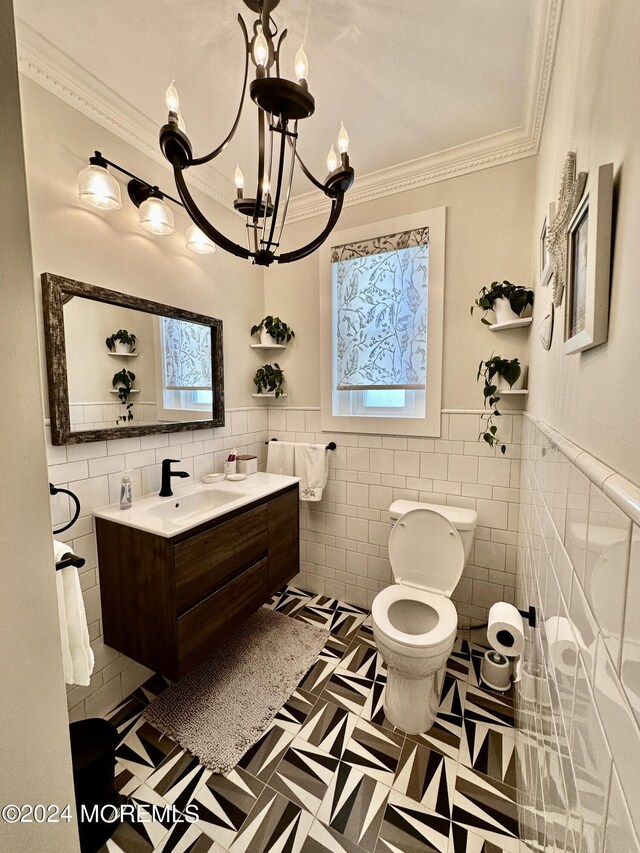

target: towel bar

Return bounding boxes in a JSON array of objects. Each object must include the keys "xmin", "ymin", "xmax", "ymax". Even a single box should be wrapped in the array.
[
  {"xmin": 265, "ymin": 438, "xmax": 337, "ymax": 450},
  {"xmin": 56, "ymin": 554, "xmax": 86, "ymax": 571}
]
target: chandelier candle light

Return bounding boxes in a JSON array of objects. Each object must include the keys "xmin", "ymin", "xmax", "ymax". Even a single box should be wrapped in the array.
[{"xmin": 159, "ymin": 0, "xmax": 355, "ymax": 266}]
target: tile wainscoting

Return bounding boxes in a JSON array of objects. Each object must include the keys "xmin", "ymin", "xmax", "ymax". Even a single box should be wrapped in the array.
[
  {"xmin": 47, "ymin": 407, "xmax": 270, "ymax": 721},
  {"xmin": 516, "ymin": 413, "xmax": 640, "ymax": 853},
  {"xmin": 268, "ymin": 407, "xmax": 523, "ymax": 621}
]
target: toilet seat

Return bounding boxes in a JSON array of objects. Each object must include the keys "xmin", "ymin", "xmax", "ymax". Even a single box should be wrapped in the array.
[
  {"xmin": 372, "ymin": 584, "xmax": 458, "ymax": 652},
  {"xmin": 388, "ymin": 507, "xmax": 465, "ymax": 596}
]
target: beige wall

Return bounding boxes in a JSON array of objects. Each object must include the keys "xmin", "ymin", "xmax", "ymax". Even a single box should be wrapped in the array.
[
  {"xmin": 265, "ymin": 157, "xmax": 536, "ymax": 413},
  {"xmin": 20, "ymin": 78, "xmax": 265, "ymax": 414},
  {"xmin": 0, "ymin": 4, "xmax": 79, "ymax": 850},
  {"xmin": 528, "ymin": 0, "xmax": 640, "ymax": 483}
]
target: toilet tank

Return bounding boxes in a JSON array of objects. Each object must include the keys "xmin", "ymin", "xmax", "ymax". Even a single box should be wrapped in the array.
[{"xmin": 389, "ymin": 499, "xmax": 477, "ymax": 565}]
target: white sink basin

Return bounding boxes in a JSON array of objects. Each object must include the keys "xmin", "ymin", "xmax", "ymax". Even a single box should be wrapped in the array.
[
  {"xmin": 93, "ymin": 472, "xmax": 300, "ymax": 537},
  {"xmin": 147, "ymin": 487, "xmax": 247, "ymax": 522}
]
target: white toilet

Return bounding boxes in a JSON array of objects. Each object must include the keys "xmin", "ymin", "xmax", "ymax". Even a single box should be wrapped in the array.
[{"xmin": 371, "ymin": 500, "xmax": 478, "ymax": 734}]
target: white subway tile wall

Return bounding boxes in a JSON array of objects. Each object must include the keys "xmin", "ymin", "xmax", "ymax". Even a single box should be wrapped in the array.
[
  {"xmin": 516, "ymin": 415, "xmax": 640, "ymax": 853},
  {"xmin": 48, "ymin": 408, "xmax": 269, "ymax": 721},
  {"xmin": 268, "ymin": 408, "xmax": 522, "ymax": 619}
]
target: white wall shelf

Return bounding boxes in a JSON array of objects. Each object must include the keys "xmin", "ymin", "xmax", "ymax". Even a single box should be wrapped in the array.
[
  {"xmin": 499, "ymin": 389, "xmax": 529, "ymax": 395},
  {"xmin": 251, "ymin": 393, "xmax": 288, "ymax": 398},
  {"xmin": 107, "ymin": 351, "xmax": 138, "ymax": 357},
  {"xmin": 250, "ymin": 343, "xmax": 287, "ymax": 350},
  {"xmin": 489, "ymin": 318, "xmax": 533, "ymax": 331},
  {"xmin": 108, "ymin": 389, "xmax": 140, "ymax": 395}
]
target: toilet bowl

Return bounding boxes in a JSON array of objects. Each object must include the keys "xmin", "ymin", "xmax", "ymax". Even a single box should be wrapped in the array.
[{"xmin": 371, "ymin": 501, "xmax": 477, "ymax": 734}]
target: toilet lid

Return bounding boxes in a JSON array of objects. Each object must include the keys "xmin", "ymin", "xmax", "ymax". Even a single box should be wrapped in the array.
[{"xmin": 389, "ymin": 507, "xmax": 465, "ymax": 596}]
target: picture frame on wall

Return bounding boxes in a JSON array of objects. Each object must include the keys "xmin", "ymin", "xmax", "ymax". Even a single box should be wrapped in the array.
[
  {"xmin": 539, "ymin": 201, "xmax": 555, "ymax": 287},
  {"xmin": 564, "ymin": 162, "xmax": 614, "ymax": 354}
]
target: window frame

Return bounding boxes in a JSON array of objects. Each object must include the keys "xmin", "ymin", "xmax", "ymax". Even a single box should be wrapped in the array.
[{"xmin": 319, "ymin": 207, "xmax": 446, "ymax": 436}]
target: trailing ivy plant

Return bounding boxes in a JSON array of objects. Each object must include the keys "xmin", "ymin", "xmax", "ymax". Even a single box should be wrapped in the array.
[
  {"xmin": 106, "ymin": 329, "xmax": 137, "ymax": 352},
  {"xmin": 253, "ymin": 363, "xmax": 285, "ymax": 398},
  {"xmin": 471, "ymin": 281, "xmax": 534, "ymax": 325},
  {"xmin": 250, "ymin": 315, "xmax": 296, "ymax": 344},
  {"xmin": 477, "ymin": 355, "xmax": 521, "ymax": 454},
  {"xmin": 112, "ymin": 369, "xmax": 136, "ymax": 423}
]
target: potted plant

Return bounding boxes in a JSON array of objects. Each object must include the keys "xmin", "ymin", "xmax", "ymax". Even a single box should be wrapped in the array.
[
  {"xmin": 106, "ymin": 329, "xmax": 137, "ymax": 354},
  {"xmin": 253, "ymin": 363, "xmax": 285, "ymax": 398},
  {"xmin": 250, "ymin": 315, "xmax": 295, "ymax": 346},
  {"xmin": 476, "ymin": 355, "xmax": 523, "ymax": 453},
  {"xmin": 471, "ymin": 281, "xmax": 534, "ymax": 325},
  {"xmin": 112, "ymin": 369, "xmax": 136, "ymax": 423}
]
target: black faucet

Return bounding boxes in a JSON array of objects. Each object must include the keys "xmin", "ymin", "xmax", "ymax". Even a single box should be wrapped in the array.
[{"xmin": 159, "ymin": 459, "xmax": 190, "ymax": 497}]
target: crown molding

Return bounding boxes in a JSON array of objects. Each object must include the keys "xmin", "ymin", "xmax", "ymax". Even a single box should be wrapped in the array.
[
  {"xmin": 15, "ymin": 0, "xmax": 563, "ymax": 222},
  {"xmin": 15, "ymin": 20, "xmax": 234, "ymax": 208}
]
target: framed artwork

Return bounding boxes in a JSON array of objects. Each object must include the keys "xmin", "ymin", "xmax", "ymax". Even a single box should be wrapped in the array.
[
  {"xmin": 539, "ymin": 202, "xmax": 555, "ymax": 287},
  {"xmin": 549, "ymin": 152, "xmax": 587, "ymax": 308},
  {"xmin": 564, "ymin": 163, "xmax": 614, "ymax": 354}
]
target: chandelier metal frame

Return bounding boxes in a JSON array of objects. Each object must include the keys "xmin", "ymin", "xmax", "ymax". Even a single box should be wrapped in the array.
[{"xmin": 159, "ymin": 0, "xmax": 354, "ymax": 267}]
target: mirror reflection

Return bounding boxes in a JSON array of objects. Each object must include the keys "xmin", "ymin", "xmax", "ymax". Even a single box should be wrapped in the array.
[
  {"xmin": 41, "ymin": 273, "xmax": 224, "ymax": 445},
  {"xmin": 64, "ymin": 299, "xmax": 213, "ymax": 432}
]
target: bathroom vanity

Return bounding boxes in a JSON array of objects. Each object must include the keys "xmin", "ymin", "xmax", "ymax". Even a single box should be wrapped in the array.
[{"xmin": 94, "ymin": 474, "xmax": 299, "ymax": 679}]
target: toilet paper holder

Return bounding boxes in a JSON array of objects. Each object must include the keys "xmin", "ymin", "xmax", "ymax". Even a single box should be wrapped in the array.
[{"xmin": 517, "ymin": 606, "xmax": 537, "ymax": 629}]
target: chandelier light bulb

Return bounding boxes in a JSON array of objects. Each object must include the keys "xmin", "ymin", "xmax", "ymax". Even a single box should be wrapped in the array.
[
  {"xmin": 165, "ymin": 80, "xmax": 180, "ymax": 113},
  {"xmin": 138, "ymin": 193, "xmax": 174, "ymax": 236},
  {"xmin": 253, "ymin": 26, "xmax": 269, "ymax": 68},
  {"xmin": 326, "ymin": 145, "xmax": 338, "ymax": 173},
  {"xmin": 77, "ymin": 163, "xmax": 122, "ymax": 211},
  {"xmin": 185, "ymin": 223, "xmax": 216, "ymax": 255},
  {"xmin": 262, "ymin": 175, "xmax": 271, "ymax": 196},
  {"xmin": 295, "ymin": 45, "xmax": 309, "ymax": 82},
  {"xmin": 338, "ymin": 122, "xmax": 349, "ymax": 154},
  {"xmin": 234, "ymin": 163, "xmax": 245, "ymax": 190}
]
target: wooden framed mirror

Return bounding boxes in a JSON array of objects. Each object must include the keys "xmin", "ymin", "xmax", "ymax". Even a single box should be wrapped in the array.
[{"xmin": 42, "ymin": 273, "xmax": 224, "ymax": 445}]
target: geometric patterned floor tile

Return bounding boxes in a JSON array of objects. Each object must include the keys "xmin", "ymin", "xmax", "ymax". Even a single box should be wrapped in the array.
[
  {"xmin": 227, "ymin": 786, "xmax": 314, "ymax": 853},
  {"xmin": 459, "ymin": 720, "xmax": 517, "ymax": 790},
  {"xmin": 145, "ymin": 748, "xmax": 212, "ymax": 813},
  {"xmin": 115, "ymin": 721, "xmax": 181, "ymax": 782},
  {"xmin": 102, "ymin": 585, "xmax": 529, "ymax": 853},
  {"xmin": 273, "ymin": 687, "xmax": 318, "ymax": 734},
  {"xmin": 320, "ymin": 669, "xmax": 374, "ymax": 715},
  {"xmin": 155, "ymin": 822, "xmax": 224, "ymax": 852},
  {"xmin": 317, "ymin": 763, "xmax": 390, "ymax": 852},
  {"xmin": 194, "ymin": 766, "xmax": 265, "ymax": 849},
  {"xmin": 452, "ymin": 765, "xmax": 520, "ymax": 851},
  {"xmin": 393, "ymin": 740, "xmax": 457, "ymax": 817},
  {"xmin": 237, "ymin": 723, "xmax": 295, "ymax": 782},
  {"xmin": 341, "ymin": 719, "xmax": 404, "ymax": 785},
  {"xmin": 376, "ymin": 789, "xmax": 451, "ymax": 853},
  {"xmin": 301, "ymin": 818, "xmax": 370, "ymax": 852},
  {"xmin": 463, "ymin": 686, "xmax": 515, "ymax": 729},
  {"xmin": 298, "ymin": 698, "xmax": 359, "ymax": 759},
  {"xmin": 269, "ymin": 737, "xmax": 341, "ymax": 814}
]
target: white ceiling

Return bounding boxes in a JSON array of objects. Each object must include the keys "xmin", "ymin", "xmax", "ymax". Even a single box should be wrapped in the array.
[{"xmin": 15, "ymin": 0, "xmax": 555, "ymax": 212}]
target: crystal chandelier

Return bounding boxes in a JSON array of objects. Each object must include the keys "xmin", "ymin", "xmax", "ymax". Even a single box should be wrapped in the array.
[{"xmin": 159, "ymin": 0, "xmax": 355, "ymax": 267}]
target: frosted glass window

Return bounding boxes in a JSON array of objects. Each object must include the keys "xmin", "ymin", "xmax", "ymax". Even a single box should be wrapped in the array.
[
  {"xmin": 332, "ymin": 228, "xmax": 429, "ymax": 391},
  {"xmin": 161, "ymin": 317, "xmax": 212, "ymax": 390}
]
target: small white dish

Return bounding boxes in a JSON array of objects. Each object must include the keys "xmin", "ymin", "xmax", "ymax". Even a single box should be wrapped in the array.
[
  {"xmin": 226, "ymin": 473, "xmax": 248, "ymax": 481},
  {"xmin": 202, "ymin": 473, "xmax": 225, "ymax": 484}
]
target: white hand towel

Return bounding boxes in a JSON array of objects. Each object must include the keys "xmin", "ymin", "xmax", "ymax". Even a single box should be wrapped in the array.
[
  {"xmin": 294, "ymin": 443, "xmax": 329, "ymax": 502},
  {"xmin": 266, "ymin": 441, "xmax": 295, "ymax": 476},
  {"xmin": 54, "ymin": 540, "xmax": 95, "ymax": 686}
]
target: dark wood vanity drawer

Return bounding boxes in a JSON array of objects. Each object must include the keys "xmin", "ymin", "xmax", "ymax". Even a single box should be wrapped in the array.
[
  {"xmin": 174, "ymin": 505, "xmax": 268, "ymax": 611},
  {"xmin": 176, "ymin": 558, "xmax": 268, "ymax": 676}
]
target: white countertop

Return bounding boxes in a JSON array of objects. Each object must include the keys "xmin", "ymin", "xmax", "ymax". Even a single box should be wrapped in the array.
[{"xmin": 93, "ymin": 472, "xmax": 300, "ymax": 538}]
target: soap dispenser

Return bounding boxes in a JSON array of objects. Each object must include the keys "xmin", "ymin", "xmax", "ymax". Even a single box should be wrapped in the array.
[{"xmin": 120, "ymin": 470, "xmax": 132, "ymax": 510}]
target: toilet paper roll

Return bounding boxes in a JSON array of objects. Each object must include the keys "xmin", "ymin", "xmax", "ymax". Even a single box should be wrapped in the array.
[
  {"xmin": 545, "ymin": 616, "xmax": 581, "ymax": 676},
  {"xmin": 487, "ymin": 602, "xmax": 525, "ymax": 657}
]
